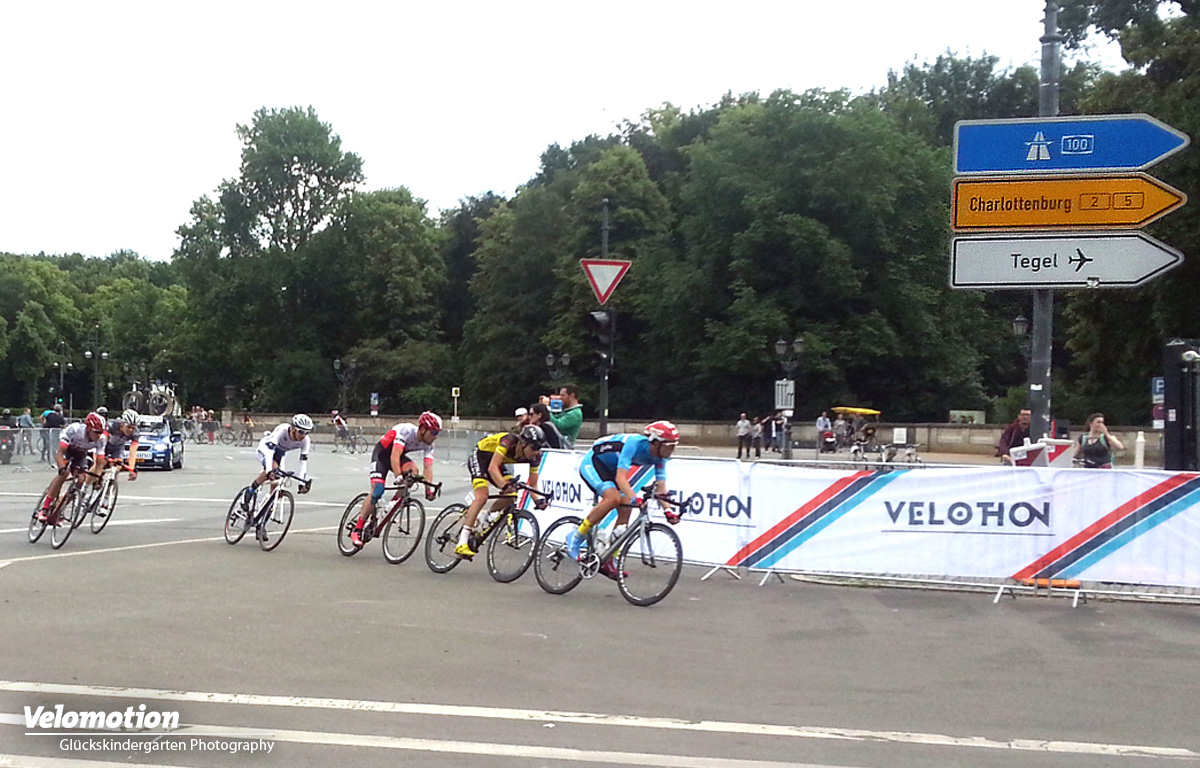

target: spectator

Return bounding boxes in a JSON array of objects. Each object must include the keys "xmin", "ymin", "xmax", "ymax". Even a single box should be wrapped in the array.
[
  {"xmin": 528, "ymin": 403, "xmax": 566, "ymax": 450},
  {"xmin": 514, "ymin": 407, "xmax": 530, "ymax": 430},
  {"xmin": 751, "ymin": 417, "xmax": 763, "ymax": 458},
  {"xmin": 997, "ymin": 407, "xmax": 1033, "ymax": 465},
  {"xmin": 764, "ymin": 412, "xmax": 779, "ymax": 453},
  {"xmin": 42, "ymin": 404, "xmax": 66, "ymax": 462},
  {"xmin": 815, "ymin": 410, "xmax": 832, "ymax": 433},
  {"xmin": 540, "ymin": 383, "xmax": 583, "ymax": 449},
  {"xmin": 833, "ymin": 412, "xmax": 849, "ymax": 450},
  {"xmin": 17, "ymin": 407, "xmax": 35, "ymax": 455},
  {"xmin": 735, "ymin": 412, "xmax": 752, "ymax": 459},
  {"xmin": 206, "ymin": 409, "xmax": 217, "ymax": 444},
  {"xmin": 1077, "ymin": 413, "xmax": 1124, "ymax": 468}
]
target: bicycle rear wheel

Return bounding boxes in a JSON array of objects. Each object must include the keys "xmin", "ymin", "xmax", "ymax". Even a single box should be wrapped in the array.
[
  {"xmin": 224, "ymin": 488, "xmax": 251, "ymax": 544},
  {"xmin": 219, "ymin": 429, "xmax": 236, "ymax": 446},
  {"xmin": 258, "ymin": 491, "xmax": 293, "ymax": 551},
  {"xmin": 338, "ymin": 493, "xmax": 369, "ymax": 556},
  {"xmin": 382, "ymin": 499, "xmax": 425, "ymax": 564},
  {"xmin": 91, "ymin": 478, "xmax": 118, "ymax": 534},
  {"xmin": 424, "ymin": 503, "xmax": 467, "ymax": 574},
  {"xmin": 487, "ymin": 508, "xmax": 540, "ymax": 583},
  {"xmin": 51, "ymin": 489, "xmax": 83, "ymax": 549},
  {"xmin": 534, "ymin": 516, "xmax": 584, "ymax": 595},
  {"xmin": 616, "ymin": 522, "xmax": 683, "ymax": 607},
  {"xmin": 28, "ymin": 495, "xmax": 49, "ymax": 543}
]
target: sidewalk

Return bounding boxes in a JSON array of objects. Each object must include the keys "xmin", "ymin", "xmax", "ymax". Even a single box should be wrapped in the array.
[{"xmin": 685, "ymin": 443, "xmax": 997, "ymax": 465}]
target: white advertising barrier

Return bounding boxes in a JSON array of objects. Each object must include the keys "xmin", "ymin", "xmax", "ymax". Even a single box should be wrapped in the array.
[
  {"xmin": 530, "ymin": 451, "xmax": 1200, "ymax": 589},
  {"xmin": 529, "ymin": 451, "xmax": 749, "ymax": 565},
  {"xmin": 736, "ymin": 465, "xmax": 1200, "ymax": 589}
]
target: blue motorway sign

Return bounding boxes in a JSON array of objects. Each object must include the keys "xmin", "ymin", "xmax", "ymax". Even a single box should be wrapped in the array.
[{"xmin": 955, "ymin": 114, "xmax": 1189, "ymax": 175}]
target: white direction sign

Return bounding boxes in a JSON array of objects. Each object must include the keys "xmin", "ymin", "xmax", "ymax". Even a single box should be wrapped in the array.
[
  {"xmin": 774, "ymin": 379, "xmax": 795, "ymax": 410},
  {"xmin": 951, "ymin": 232, "xmax": 1183, "ymax": 290}
]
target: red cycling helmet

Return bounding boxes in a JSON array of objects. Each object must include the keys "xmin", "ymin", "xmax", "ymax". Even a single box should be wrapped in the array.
[
  {"xmin": 84, "ymin": 412, "xmax": 106, "ymax": 433},
  {"xmin": 644, "ymin": 420, "xmax": 680, "ymax": 445},
  {"xmin": 419, "ymin": 411, "xmax": 443, "ymax": 432}
]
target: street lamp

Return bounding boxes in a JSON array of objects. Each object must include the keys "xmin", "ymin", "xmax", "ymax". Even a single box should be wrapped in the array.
[
  {"xmin": 1012, "ymin": 313, "xmax": 1031, "ymax": 361},
  {"xmin": 333, "ymin": 357, "xmax": 358, "ymax": 413},
  {"xmin": 51, "ymin": 341, "xmax": 74, "ymax": 409},
  {"xmin": 545, "ymin": 352, "xmax": 571, "ymax": 383},
  {"xmin": 773, "ymin": 337, "xmax": 805, "ymax": 460},
  {"xmin": 84, "ymin": 349, "xmax": 109, "ymax": 410}
]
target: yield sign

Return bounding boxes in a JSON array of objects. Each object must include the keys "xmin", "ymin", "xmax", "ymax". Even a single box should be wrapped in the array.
[{"xmin": 580, "ymin": 259, "xmax": 631, "ymax": 305}]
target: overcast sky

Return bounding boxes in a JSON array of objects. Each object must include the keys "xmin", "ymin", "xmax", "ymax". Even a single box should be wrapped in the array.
[{"xmin": 1, "ymin": 1, "xmax": 1124, "ymax": 261}]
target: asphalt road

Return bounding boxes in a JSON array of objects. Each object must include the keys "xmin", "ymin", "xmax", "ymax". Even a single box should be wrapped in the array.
[{"xmin": 1, "ymin": 443, "xmax": 1198, "ymax": 768}]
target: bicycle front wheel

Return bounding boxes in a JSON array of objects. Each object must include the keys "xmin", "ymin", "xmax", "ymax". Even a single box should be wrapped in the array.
[
  {"xmin": 338, "ymin": 493, "xmax": 368, "ymax": 556},
  {"xmin": 91, "ymin": 478, "xmax": 118, "ymax": 534},
  {"xmin": 487, "ymin": 508, "xmax": 540, "ymax": 583},
  {"xmin": 224, "ymin": 489, "xmax": 251, "ymax": 544},
  {"xmin": 616, "ymin": 522, "xmax": 683, "ymax": 607},
  {"xmin": 28, "ymin": 496, "xmax": 48, "ymax": 543},
  {"xmin": 258, "ymin": 491, "xmax": 293, "ymax": 551},
  {"xmin": 219, "ymin": 429, "xmax": 236, "ymax": 446},
  {"xmin": 51, "ymin": 490, "xmax": 82, "ymax": 549},
  {"xmin": 382, "ymin": 499, "xmax": 425, "ymax": 564},
  {"xmin": 424, "ymin": 503, "xmax": 467, "ymax": 574},
  {"xmin": 534, "ymin": 516, "xmax": 584, "ymax": 595}
]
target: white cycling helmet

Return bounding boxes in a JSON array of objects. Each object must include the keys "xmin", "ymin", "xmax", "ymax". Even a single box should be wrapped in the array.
[
  {"xmin": 291, "ymin": 413, "xmax": 314, "ymax": 432},
  {"xmin": 121, "ymin": 408, "xmax": 139, "ymax": 425}
]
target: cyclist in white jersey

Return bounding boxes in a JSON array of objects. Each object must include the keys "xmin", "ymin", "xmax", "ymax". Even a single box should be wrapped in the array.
[
  {"xmin": 38, "ymin": 412, "xmax": 108, "ymax": 519},
  {"xmin": 240, "ymin": 414, "xmax": 314, "ymax": 513}
]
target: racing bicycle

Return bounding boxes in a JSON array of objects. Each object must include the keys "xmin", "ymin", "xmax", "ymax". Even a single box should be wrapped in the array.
[
  {"xmin": 336, "ymin": 474, "xmax": 438, "ymax": 564},
  {"xmin": 534, "ymin": 489, "xmax": 684, "ymax": 607},
  {"xmin": 224, "ymin": 469, "xmax": 309, "ymax": 551},
  {"xmin": 81, "ymin": 462, "xmax": 135, "ymax": 534},
  {"xmin": 423, "ymin": 482, "xmax": 545, "ymax": 583},
  {"xmin": 28, "ymin": 468, "xmax": 102, "ymax": 549}
]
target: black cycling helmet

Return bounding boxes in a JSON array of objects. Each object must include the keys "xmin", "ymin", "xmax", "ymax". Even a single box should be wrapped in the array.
[{"xmin": 518, "ymin": 424, "xmax": 547, "ymax": 449}]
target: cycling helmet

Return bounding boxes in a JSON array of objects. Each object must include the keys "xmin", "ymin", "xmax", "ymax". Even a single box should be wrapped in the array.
[
  {"xmin": 121, "ymin": 408, "xmax": 139, "ymax": 425},
  {"xmin": 291, "ymin": 413, "xmax": 314, "ymax": 432},
  {"xmin": 418, "ymin": 411, "xmax": 443, "ymax": 432},
  {"xmin": 96, "ymin": 406, "xmax": 108, "ymax": 416},
  {"xmin": 84, "ymin": 412, "xmax": 106, "ymax": 432},
  {"xmin": 645, "ymin": 420, "xmax": 680, "ymax": 445},
  {"xmin": 331, "ymin": 409, "xmax": 339, "ymax": 416},
  {"xmin": 519, "ymin": 424, "xmax": 547, "ymax": 448}
]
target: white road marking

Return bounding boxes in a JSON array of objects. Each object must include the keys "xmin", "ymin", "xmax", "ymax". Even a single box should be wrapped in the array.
[
  {"xmin": 0, "ymin": 717, "xmax": 847, "ymax": 768},
  {"xmin": 0, "ymin": 491, "xmax": 342, "ymax": 507},
  {"xmin": 0, "ymin": 526, "xmax": 336, "ymax": 564},
  {"xmin": 0, "ymin": 681, "xmax": 1193, "ymax": 760},
  {"xmin": 0, "ymin": 518, "xmax": 180, "ymax": 534}
]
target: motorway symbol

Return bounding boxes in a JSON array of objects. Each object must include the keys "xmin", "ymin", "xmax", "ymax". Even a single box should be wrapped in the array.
[
  {"xmin": 952, "ymin": 174, "xmax": 1187, "ymax": 230},
  {"xmin": 954, "ymin": 114, "xmax": 1190, "ymax": 175},
  {"xmin": 950, "ymin": 232, "xmax": 1184, "ymax": 290},
  {"xmin": 580, "ymin": 258, "xmax": 632, "ymax": 305}
]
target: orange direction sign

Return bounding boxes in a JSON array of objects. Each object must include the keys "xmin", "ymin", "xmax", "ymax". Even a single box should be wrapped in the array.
[{"xmin": 952, "ymin": 173, "xmax": 1186, "ymax": 231}]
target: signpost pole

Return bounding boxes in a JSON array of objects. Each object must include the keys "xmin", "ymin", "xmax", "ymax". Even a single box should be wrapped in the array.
[{"xmin": 1029, "ymin": 1, "xmax": 1062, "ymax": 441}]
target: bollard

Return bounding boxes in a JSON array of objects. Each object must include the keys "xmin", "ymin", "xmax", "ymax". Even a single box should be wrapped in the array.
[{"xmin": 1135, "ymin": 430, "xmax": 1146, "ymax": 469}]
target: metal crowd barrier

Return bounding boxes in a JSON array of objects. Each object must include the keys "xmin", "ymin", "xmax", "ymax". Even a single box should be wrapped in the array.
[{"xmin": 2, "ymin": 428, "xmax": 62, "ymax": 472}]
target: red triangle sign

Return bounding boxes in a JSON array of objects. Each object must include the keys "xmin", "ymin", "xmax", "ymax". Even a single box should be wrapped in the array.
[{"xmin": 580, "ymin": 259, "xmax": 632, "ymax": 305}]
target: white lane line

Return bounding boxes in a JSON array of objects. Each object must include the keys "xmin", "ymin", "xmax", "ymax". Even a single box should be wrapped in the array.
[
  {"xmin": 0, "ymin": 681, "xmax": 1193, "ymax": 760},
  {"xmin": 0, "ymin": 526, "xmax": 336, "ymax": 564},
  {"xmin": 0, "ymin": 719, "xmax": 850, "ymax": 768},
  {"xmin": 0, "ymin": 491, "xmax": 344, "ymax": 507},
  {"xmin": 0, "ymin": 519, "xmax": 180, "ymax": 534}
]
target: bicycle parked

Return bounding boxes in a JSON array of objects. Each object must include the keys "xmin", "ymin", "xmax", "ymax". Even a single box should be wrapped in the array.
[
  {"xmin": 534, "ymin": 489, "xmax": 684, "ymax": 607},
  {"xmin": 424, "ymin": 481, "xmax": 546, "ymax": 583},
  {"xmin": 332, "ymin": 426, "xmax": 368, "ymax": 454},
  {"xmin": 224, "ymin": 469, "xmax": 309, "ymax": 551},
  {"xmin": 336, "ymin": 474, "xmax": 438, "ymax": 563},
  {"xmin": 28, "ymin": 468, "xmax": 101, "ymax": 549}
]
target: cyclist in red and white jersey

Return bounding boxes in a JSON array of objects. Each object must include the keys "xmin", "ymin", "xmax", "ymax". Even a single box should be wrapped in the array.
[
  {"xmin": 37, "ymin": 412, "xmax": 108, "ymax": 520},
  {"xmin": 330, "ymin": 410, "xmax": 349, "ymax": 440},
  {"xmin": 348, "ymin": 411, "xmax": 442, "ymax": 549}
]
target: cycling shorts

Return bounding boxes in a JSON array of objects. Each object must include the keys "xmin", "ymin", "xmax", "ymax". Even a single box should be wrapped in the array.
[
  {"xmin": 59, "ymin": 447, "xmax": 93, "ymax": 476},
  {"xmin": 467, "ymin": 449, "xmax": 513, "ymax": 491},
  {"xmin": 370, "ymin": 444, "xmax": 418, "ymax": 485},
  {"xmin": 579, "ymin": 451, "xmax": 619, "ymax": 496}
]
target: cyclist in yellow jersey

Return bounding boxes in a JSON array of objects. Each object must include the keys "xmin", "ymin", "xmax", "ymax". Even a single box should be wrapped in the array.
[{"xmin": 455, "ymin": 425, "xmax": 549, "ymax": 559}]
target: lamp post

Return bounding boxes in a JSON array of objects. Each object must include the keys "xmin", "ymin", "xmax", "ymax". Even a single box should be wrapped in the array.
[
  {"xmin": 333, "ymin": 357, "xmax": 358, "ymax": 413},
  {"xmin": 1012, "ymin": 313, "xmax": 1031, "ymax": 362},
  {"xmin": 545, "ymin": 352, "xmax": 571, "ymax": 384},
  {"xmin": 773, "ymin": 337, "xmax": 805, "ymax": 460},
  {"xmin": 51, "ymin": 341, "xmax": 74, "ymax": 410}
]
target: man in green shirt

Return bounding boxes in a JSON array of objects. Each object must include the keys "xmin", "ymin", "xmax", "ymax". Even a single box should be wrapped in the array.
[{"xmin": 542, "ymin": 383, "xmax": 583, "ymax": 448}]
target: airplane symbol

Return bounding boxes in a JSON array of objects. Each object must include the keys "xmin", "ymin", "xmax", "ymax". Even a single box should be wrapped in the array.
[{"xmin": 1069, "ymin": 249, "xmax": 1093, "ymax": 272}]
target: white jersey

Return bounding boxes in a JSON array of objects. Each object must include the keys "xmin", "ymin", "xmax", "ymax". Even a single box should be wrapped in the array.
[
  {"xmin": 378, "ymin": 422, "xmax": 435, "ymax": 458},
  {"xmin": 259, "ymin": 423, "xmax": 311, "ymax": 455},
  {"xmin": 59, "ymin": 422, "xmax": 107, "ymax": 453}
]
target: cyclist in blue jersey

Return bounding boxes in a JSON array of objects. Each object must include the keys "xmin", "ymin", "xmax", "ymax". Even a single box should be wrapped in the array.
[{"xmin": 566, "ymin": 420, "xmax": 682, "ymax": 579}]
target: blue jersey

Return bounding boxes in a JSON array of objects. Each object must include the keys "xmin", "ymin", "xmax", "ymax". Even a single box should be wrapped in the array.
[{"xmin": 587, "ymin": 433, "xmax": 668, "ymax": 484}]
